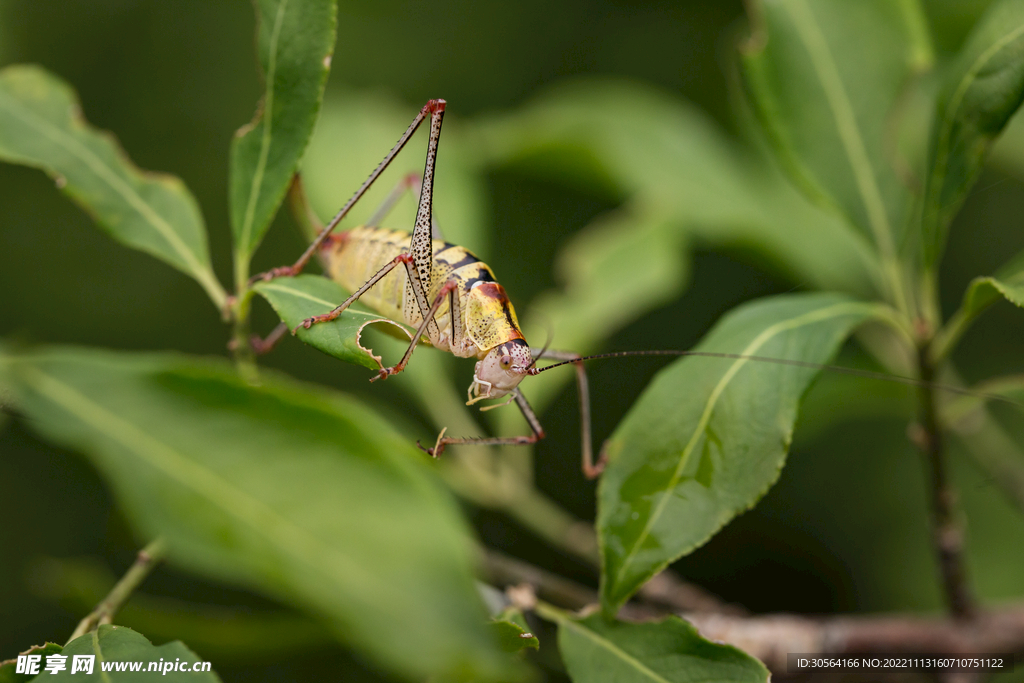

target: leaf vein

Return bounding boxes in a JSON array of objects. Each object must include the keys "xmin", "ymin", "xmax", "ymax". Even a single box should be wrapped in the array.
[
  {"xmin": 614, "ymin": 301, "xmax": 877, "ymax": 587},
  {"xmin": 786, "ymin": 0, "xmax": 896, "ymax": 261},
  {"xmin": 92, "ymin": 629, "xmax": 113, "ymax": 683},
  {"xmin": 933, "ymin": 19, "xmax": 1024, "ymax": 213},
  {"xmin": 238, "ymin": 0, "xmax": 290, "ymax": 256},
  {"xmin": 23, "ymin": 365, "xmax": 393, "ymax": 605},
  {"xmin": 0, "ymin": 96, "xmax": 210, "ymax": 284},
  {"xmin": 559, "ymin": 620, "xmax": 672, "ymax": 683}
]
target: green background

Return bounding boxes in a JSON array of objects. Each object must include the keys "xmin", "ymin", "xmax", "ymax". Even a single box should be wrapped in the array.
[{"xmin": 2, "ymin": 1, "xmax": 1023, "ymax": 681}]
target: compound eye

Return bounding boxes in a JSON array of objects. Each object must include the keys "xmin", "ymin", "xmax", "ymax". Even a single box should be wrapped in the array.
[{"xmin": 499, "ymin": 354, "xmax": 512, "ymax": 370}]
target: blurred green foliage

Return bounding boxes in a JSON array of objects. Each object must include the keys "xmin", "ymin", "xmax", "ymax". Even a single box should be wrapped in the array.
[{"xmin": 2, "ymin": 1, "xmax": 1024, "ymax": 682}]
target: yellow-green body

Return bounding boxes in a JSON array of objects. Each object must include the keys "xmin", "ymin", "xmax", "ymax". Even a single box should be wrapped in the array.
[{"xmin": 323, "ymin": 225, "xmax": 525, "ymax": 359}]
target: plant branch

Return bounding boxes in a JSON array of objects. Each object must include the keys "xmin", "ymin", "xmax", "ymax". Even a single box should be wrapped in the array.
[
  {"xmin": 916, "ymin": 347, "xmax": 975, "ymax": 619},
  {"xmin": 685, "ymin": 607, "xmax": 1024, "ymax": 674},
  {"xmin": 483, "ymin": 549, "xmax": 741, "ymax": 618},
  {"xmin": 66, "ymin": 538, "xmax": 166, "ymax": 643},
  {"xmin": 488, "ymin": 548, "xmax": 1024, "ymax": 677},
  {"xmin": 931, "ymin": 305, "xmax": 977, "ymax": 364},
  {"xmin": 228, "ymin": 290, "xmax": 259, "ymax": 382}
]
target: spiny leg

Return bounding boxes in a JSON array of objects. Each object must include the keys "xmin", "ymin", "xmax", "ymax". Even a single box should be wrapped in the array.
[
  {"xmin": 421, "ymin": 388, "xmax": 545, "ymax": 458},
  {"xmin": 250, "ymin": 99, "xmax": 447, "ymax": 284},
  {"xmin": 294, "ymin": 253, "xmax": 414, "ymax": 332},
  {"xmin": 373, "ymin": 280, "xmax": 459, "ymax": 382},
  {"xmin": 530, "ymin": 348, "xmax": 603, "ymax": 479}
]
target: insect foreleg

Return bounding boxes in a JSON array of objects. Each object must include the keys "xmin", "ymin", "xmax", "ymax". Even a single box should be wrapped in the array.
[
  {"xmin": 422, "ymin": 388, "xmax": 545, "ymax": 458},
  {"xmin": 531, "ymin": 349, "xmax": 603, "ymax": 479},
  {"xmin": 250, "ymin": 99, "xmax": 447, "ymax": 284},
  {"xmin": 373, "ymin": 280, "xmax": 459, "ymax": 382}
]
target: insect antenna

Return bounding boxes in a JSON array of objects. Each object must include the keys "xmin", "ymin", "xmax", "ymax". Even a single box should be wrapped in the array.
[
  {"xmin": 531, "ymin": 349, "xmax": 1024, "ymax": 409},
  {"xmin": 525, "ymin": 324, "xmax": 556, "ymax": 372}
]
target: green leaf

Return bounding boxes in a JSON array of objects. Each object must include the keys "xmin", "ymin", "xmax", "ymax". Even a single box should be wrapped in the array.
[
  {"xmin": 934, "ymin": 248, "xmax": 1024, "ymax": 359},
  {"xmin": 0, "ymin": 65, "xmax": 225, "ymax": 309},
  {"xmin": 923, "ymin": 0, "xmax": 1024, "ymax": 266},
  {"xmin": 252, "ymin": 274, "xmax": 412, "ymax": 371},
  {"xmin": 539, "ymin": 606, "xmax": 768, "ymax": 683},
  {"xmin": 27, "ymin": 556, "xmax": 333, "ymax": 662},
  {"xmin": 3, "ymin": 348, "xmax": 514, "ymax": 682},
  {"xmin": 740, "ymin": 0, "xmax": 933, "ymax": 260},
  {"xmin": 482, "ymin": 80, "xmax": 886, "ymax": 434},
  {"xmin": 989, "ymin": 106, "xmax": 1024, "ymax": 178},
  {"xmin": 598, "ymin": 293, "xmax": 885, "ymax": 613},
  {"xmin": 473, "ymin": 79, "xmax": 882, "ymax": 300},
  {"xmin": 491, "ymin": 609, "xmax": 539, "ymax": 653},
  {"xmin": 303, "ymin": 92, "xmax": 489, "ymax": 256},
  {"xmin": 230, "ymin": 0, "xmax": 336, "ymax": 266},
  {"xmin": 962, "ymin": 248, "xmax": 1024, "ymax": 314},
  {"xmin": 0, "ymin": 644, "xmax": 62, "ymax": 683},
  {"xmin": 30, "ymin": 625, "xmax": 220, "ymax": 681}
]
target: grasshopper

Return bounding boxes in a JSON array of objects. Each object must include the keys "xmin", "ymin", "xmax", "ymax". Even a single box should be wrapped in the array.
[
  {"xmin": 252, "ymin": 100, "xmax": 603, "ymax": 477},
  {"xmin": 252, "ymin": 99, "xmax": 1019, "ymax": 480}
]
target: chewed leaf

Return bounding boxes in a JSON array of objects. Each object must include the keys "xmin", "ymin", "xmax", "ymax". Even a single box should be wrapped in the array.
[
  {"xmin": 598, "ymin": 292, "xmax": 886, "ymax": 614},
  {"xmin": 253, "ymin": 275, "xmax": 412, "ymax": 370},
  {"xmin": 0, "ymin": 65, "xmax": 225, "ymax": 308},
  {"xmin": 0, "ymin": 643, "xmax": 63, "ymax": 683}
]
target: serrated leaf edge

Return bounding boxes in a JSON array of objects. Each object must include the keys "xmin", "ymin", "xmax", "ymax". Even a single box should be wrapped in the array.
[{"xmin": 607, "ymin": 300, "xmax": 883, "ymax": 602}]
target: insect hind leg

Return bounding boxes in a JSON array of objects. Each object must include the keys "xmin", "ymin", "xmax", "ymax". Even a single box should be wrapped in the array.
[{"xmin": 250, "ymin": 99, "xmax": 446, "ymax": 284}]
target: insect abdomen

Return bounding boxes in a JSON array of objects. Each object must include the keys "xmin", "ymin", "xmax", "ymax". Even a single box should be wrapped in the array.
[{"xmin": 322, "ymin": 225, "xmax": 524, "ymax": 356}]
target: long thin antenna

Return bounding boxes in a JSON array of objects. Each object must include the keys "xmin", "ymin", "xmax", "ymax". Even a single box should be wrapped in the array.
[{"xmin": 530, "ymin": 349, "xmax": 1024, "ymax": 409}]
